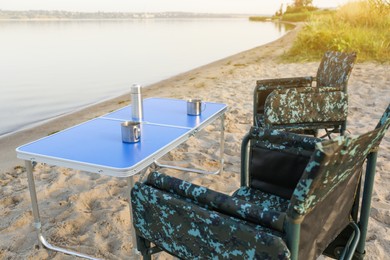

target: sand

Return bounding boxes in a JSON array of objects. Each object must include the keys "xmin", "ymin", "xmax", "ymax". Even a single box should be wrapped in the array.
[{"xmin": 0, "ymin": 24, "xmax": 389, "ymax": 259}]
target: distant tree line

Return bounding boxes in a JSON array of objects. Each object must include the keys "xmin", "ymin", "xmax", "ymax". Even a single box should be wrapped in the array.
[
  {"xmin": 275, "ymin": 0, "xmax": 317, "ymax": 17},
  {"xmin": 0, "ymin": 10, "xmax": 238, "ymax": 19}
]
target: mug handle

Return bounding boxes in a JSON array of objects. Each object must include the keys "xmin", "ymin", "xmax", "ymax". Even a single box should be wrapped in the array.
[
  {"xmin": 201, "ymin": 102, "xmax": 206, "ymax": 112},
  {"xmin": 134, "ymin": 126, "xmax": 140, "ymax": 141}
]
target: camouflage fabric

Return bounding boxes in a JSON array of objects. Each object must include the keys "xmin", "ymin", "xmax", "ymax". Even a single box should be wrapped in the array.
[
  {"xmin": 131, "ymin": 173, "xmax": 291, "ymax": 260},
  {"xmin": 316, "ymin": 51, "xmax": 357, "ymax": 89},
  {"xmin": 254, "ymin": 51, "xmax": 357, "ymax": 131},
  {"xmin": 288, "ymin": 104, "xmax": 390, "ymax": 219},
  {"xmin": 233, "ymin": 187, "xmax": 290, "ymax": 212},
  {"xmin": 250, "ymin": 127, "xmax": 320, "ymax": 156},
  {"xmin": 377, "ymin": 104, "xmax": 390, "ymax": 129},
  {"xmin": 254, "ymin": 77, "xmax": 312, "ymax": 126},
  {"xmin": 146, "ymin": 172, "xmax": 286, "ymax": 231},
  {"xmin": 256, "ymin": 77, "xmax": 313, "ymax": 91},
  {"xmin": 264, "ymin": 87, "xmax": 348, "ymax": 127}
]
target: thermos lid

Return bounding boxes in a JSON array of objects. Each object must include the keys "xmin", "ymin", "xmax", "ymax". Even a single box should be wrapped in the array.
[{"xmin": 131, "ymin": 84, "xmax": 142, "ymax": 94}]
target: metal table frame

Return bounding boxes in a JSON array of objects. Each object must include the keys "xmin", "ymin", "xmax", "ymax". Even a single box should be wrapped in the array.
[{"xmin": 17, "ymin": 98, "xmax": 227, "ymax": 259}]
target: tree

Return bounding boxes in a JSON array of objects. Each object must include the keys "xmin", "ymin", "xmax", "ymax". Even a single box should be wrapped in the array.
[
  {"xmin": 284, "ymin": 0, "xmax": 317, "ymax": 14},
  {"xmin": 275, "ymin": 3, "xmax": 284, "ymax": 16},
  {"xmin": 293, "ymin": 0, "xmax": 313, "ymax": 7}
]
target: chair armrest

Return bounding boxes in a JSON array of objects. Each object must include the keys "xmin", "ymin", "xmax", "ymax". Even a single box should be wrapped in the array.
[
  {"xmin": 146, "ymin": 172, "xmax": 286, "ymax": 232},
  {"xmin": 274, "ymin": 86, "xmax": 342, "ymax": 93},
  {"xmin": 256, "ymin": 76, "xmax": 314, "ymax": 89},
  {"xmin": 264, "ymin": 87, "xmax": 348, "ymax": 127},
  {"xmin": 250, "ymin": 127, "xmax": 321, "ymax": 153},
  {"xmin": 254, "ymin": 77, "xmax": 314, "ymax": 126}
]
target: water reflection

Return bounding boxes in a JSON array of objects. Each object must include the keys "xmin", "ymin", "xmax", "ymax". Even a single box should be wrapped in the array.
[{"xmin": 0, "ymin": 19, "xmax": 289, "ymax": 136}]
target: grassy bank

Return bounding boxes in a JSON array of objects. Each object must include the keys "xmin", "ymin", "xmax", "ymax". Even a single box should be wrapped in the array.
[
  {"xmin": 283, "ymin": 1, "xmax": 390, "ymax": 62},
  {"xmin": 249, "ymin": 9, "xmax": 333, "ymax": 23},
  {"xmin": 280, "ymin": 9, "xmax": 334, "ymax": 22}
]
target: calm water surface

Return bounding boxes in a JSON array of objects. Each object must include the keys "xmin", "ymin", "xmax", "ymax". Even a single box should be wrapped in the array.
[{"xmin": 0, "ymin": 19, "xmax": 291, "ymax": 137}]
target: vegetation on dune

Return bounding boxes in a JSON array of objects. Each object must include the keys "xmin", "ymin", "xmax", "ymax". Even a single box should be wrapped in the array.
[
  {"xmin": 283, "ymin": 0, "xmax": 390, "ymax": 62},
  {"xmin": 250, "ymin": 0, "xmax": 323, "ymax": 23},
  {"xmin": 250, "ymin": 0, "xmax": 390, "ymax": 63},
  {"xmin": 279, "ymin": 9, "xmax": 334, "ymax": 22}
]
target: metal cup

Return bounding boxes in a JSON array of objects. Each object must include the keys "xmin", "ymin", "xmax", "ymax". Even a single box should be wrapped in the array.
[
  {"xmin": 187, "ymin": 99, "xmax": 205, "ymax": 116},
  {"xmin": 121, "ymin": 121, "xmax": 141, "ymax": 143}
]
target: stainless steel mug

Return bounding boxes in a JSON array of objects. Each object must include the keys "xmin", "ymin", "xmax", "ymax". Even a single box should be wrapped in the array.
[
  {"xmin": 121, "ymin": 121, "xmax": 141, "ymax": 143},
  {"xmin": 187, "ymin": 99, "xmax": 205, "ymax": 116}
]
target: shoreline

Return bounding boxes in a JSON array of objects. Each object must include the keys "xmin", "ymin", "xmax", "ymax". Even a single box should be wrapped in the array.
[{"xmin": 0, "ymin": 23, "xmax": 300, "ymax": 173}]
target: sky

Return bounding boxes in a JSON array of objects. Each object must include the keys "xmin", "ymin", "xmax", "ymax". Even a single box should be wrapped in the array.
[{"xmin": 0, "ymin": 0, "xmax": 351, "ymax": 14}]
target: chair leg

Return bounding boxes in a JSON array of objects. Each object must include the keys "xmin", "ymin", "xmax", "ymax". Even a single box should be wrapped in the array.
[
  {"xmin": 340, "ymin": 222, "xmax": 360, "ymax": 260},
  {"xmin": 240, "ymin": 133, "xmax": 251, "ymax": 187},
  {"xmin": 341, "ymin": 121, "xmax": 347, "ymax": 136},
  {"xmin": 286, "ymin": 219, "xmax": 300, "ymax": 260},
  {"xmin": 357, "ymin": 152, "xmax": 378, "ymax": 256},
  {"xmin": 136, "ymin": 235, "xmax": 152, "ymax": 260}
]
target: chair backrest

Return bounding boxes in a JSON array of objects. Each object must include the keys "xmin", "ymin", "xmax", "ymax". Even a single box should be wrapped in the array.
[
  {"xmin": 376, "ymin": 103, "xmax": 390, "ymax": 129},
  {"xmin": 316, "ymin": 51, "xmax": 357, "ymax": 91},
  {"xmin": 248, "ymin": 128, "xmax": 321, "ymax": 199},
  {"xmin": 286, "ymin": 103, "xmax": 390, "ymax": 258},
  {"xmin": 289, "ymin": 104, "xmax": 390, "ymax": 218}
]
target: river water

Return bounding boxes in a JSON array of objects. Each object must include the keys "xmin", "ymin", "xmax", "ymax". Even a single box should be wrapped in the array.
[{"xmin": 0, "ymin": 19, "xmax": 291, "ymax": 137}]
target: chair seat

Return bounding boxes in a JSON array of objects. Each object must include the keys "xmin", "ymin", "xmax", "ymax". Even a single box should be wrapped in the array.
[
  {"xmin": 131, "ymin": 173, "xmax": 290, "ymax": 259},
  {"xmin": 233, "ymin": 186, "xmax": 290, "ymax": 212}
]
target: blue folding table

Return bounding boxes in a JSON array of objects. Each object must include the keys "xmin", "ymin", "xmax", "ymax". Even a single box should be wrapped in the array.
[{"xmin": 16, "ymin": 97, "xmax": 227, "ymax": 259}]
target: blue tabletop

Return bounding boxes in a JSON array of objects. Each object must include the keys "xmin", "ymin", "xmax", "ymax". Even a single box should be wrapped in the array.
[
  {"xmin": 102, "ymin": 98, "xmax": 226, "ymax": 129},
  {"xmin": 17, "ymin": 118, "xmax": 190, "ymax": 176},
  {"xmin": 16, "ymin": 98, "xmax": 227, "ymax": 177}
]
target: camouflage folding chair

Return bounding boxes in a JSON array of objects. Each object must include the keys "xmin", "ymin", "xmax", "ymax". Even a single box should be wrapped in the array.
[
  {"xmin": 130, "ymin": 104, "xmax": 389, "ymax": 260},
  {"xmin": 254, "ymin": 51, "xmax": 357, "ymax": 138}
]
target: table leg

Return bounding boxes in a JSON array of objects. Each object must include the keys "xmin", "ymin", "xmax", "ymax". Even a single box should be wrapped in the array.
[
  {"xmin": 25, "ymin": 160, "xmax": 42, "ymax": 248},
  {"xmin": 218, "ymin": 113, "xmax": 225, "ymax": 174},
  {"xmin": 127, "ymin": 175, "xmax": 140, "ymax": 259},
  {"xmin": 25, "ymin": 160, "xmax": 100, "ymax": 259}
]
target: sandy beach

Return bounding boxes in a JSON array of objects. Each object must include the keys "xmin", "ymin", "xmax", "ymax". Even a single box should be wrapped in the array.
[{"xmin": 0, "ymin": 24, "xmax": 389, "ymax": 259}]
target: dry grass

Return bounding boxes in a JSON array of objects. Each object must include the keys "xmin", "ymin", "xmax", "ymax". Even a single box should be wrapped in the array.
[{"xmin": 283, "ymin": 1, "xmax": 390, "ymax": 62}]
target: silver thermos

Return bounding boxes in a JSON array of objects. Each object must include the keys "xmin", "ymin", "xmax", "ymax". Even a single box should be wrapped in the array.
[{"xmin": 131, "ymin": 84, "xmax": 144, "ymax": 122}]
